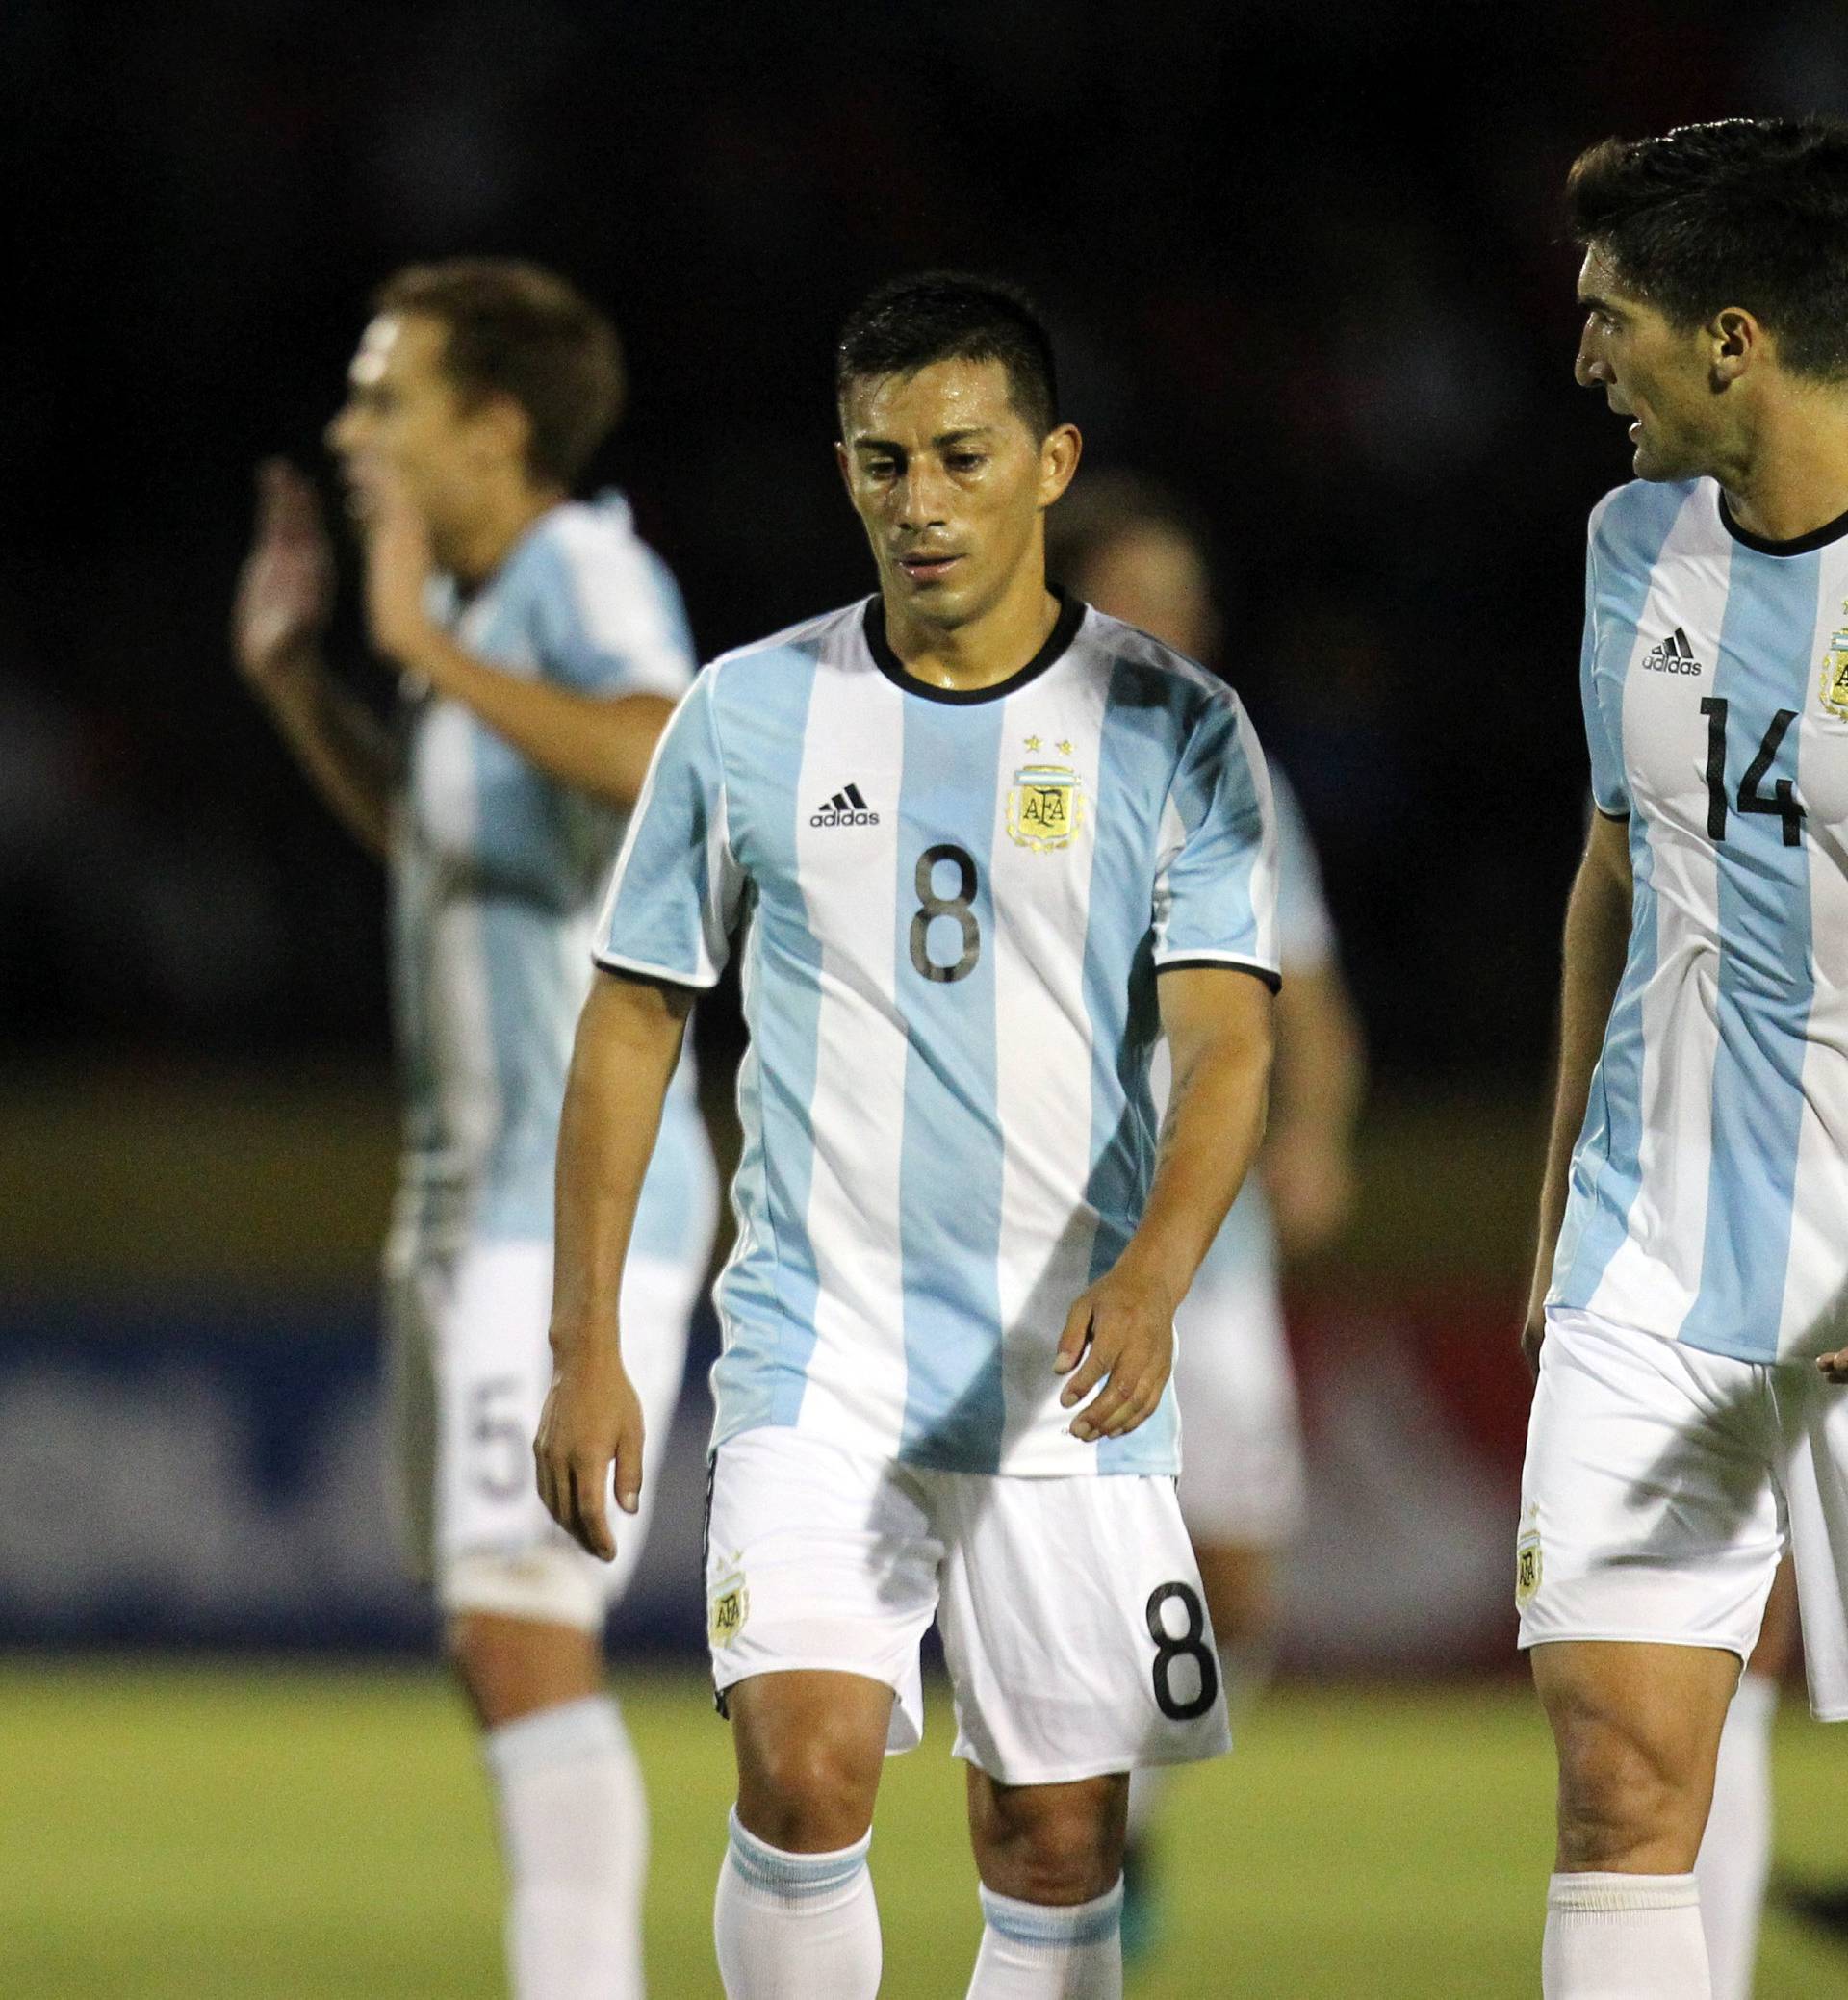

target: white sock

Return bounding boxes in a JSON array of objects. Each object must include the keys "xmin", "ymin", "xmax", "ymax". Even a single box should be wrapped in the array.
[
  {"xmin": 713, "ymin": 1808, "xmax": 880, "ymax": 1999},
  {"xmin": 966, "ymin": 1881, "xmax": 1123, "ymax": 1998},
  {"xmin": 483, "ymin": 1694, "xmax": 648, "ymax": 2000},
  {"xmin": 1543, "ymin": 1872, "xmax": 1708, "ymax": 1999},
  {"xmin": 1696, "ymin": 1672, "xmax": 1777, "ymax": 2000}
]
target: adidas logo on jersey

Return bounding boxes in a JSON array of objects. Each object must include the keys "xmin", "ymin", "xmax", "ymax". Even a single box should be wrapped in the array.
[
  {"xmin": 1642, "ymin": 627, "xmax": 1704, "ymax": 676},
  {"xmin": 811, "ymin": 782, "xmax": 879, "ymax": 828}
]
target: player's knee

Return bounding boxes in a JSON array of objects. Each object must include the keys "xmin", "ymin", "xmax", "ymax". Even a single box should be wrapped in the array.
[
  {"xmin": 448, "ymin": 1611, "xmax": 601, "ymax": 1731},
  {"xmin": 1553, "ymin": 1713, "xmax": 1703, "ymax": 1868},
  {"xmin": 735, "ymin": 1732, "xmax": 881, "ymax": 1852},
  {"xmin": 972, "ymin": 1777, "xmax": 1124, "ymax": 1906}
]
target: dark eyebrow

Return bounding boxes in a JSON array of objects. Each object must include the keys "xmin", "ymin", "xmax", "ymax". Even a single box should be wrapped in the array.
[
  {"xmin": 1578, "ymin": 292, "xmax": 1623, "ymax": 317},
  {"xmin": 851, "ymin": 426, "xmax": 997, "ymax": 453}
]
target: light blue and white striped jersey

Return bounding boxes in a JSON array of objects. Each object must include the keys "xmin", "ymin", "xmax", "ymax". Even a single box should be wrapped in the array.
[
  {"xmin": 390, "ymin": 492, "xmax": 715, "ymax": 1260},
  {"xmin": 597, "ymin": 593, "xmax": 1280, "ymax": 1475},
  {"xmin": 1189, "ymin": 766, "xmax": 1337, "ymax": 1292},
  {"xmin": 1550, "ymin": 477, "xmax": 1848, "ymax": 1364}
]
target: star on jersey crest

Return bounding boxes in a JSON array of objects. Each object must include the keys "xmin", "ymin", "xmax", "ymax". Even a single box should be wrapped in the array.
[
  {"xmin": 1058, "ymin": 739, "xmax": 1074, "ymax": 756},
  {"xmin": 1024, "ymin": 734, "xmax": 1041, "ymax": 751}
]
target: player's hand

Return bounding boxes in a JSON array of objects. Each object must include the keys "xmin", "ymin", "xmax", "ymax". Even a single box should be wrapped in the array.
[
  {"xmin": 360, "ymin": 467, "xmax": 441, "ymax": 668},
  {"xmin": 1817, "ymin": 1347, "xmax": 1848, "ymax": 1385},
  {"xmin": 1263, "ymin": 1126, "xmax": 1357, "ymax": 1257},
  {"xmin": 233, "ymin": 458, "xmax": 333, "ymax": 697},
  {"xmin": 1054, "ymin": 1258, "xmax": 1179, "ymax": 1442},
  {"xmin": 533, "ymin": 1341, "xmax": 645, "ymax": 1563}
]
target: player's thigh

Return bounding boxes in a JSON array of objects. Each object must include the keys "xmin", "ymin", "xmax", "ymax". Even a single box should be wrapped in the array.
[
  {"xmin": 934, "ymin": 1471, "xmax": 1231, "ymax": 1788},
  {"xmin": 448, "ymin": 1610, "xmax": 603, "ymax": 1731},
  {"xmin": 1172, "ymin": 1271, "xmax": 1304, "ymax": 1554},
  {"xmin": 434, "ymin": 1238, "xmax": 625, "ymax": 1629},
  {"xmin": 705, "ymin": 1428, "xmax": 942, "ymax": 1760},
  {"xmin": 1517, "ymin": 1307, "xmax": 1783, "ymax": 1666},
  {"xmin": 1531, "ymin": 1638, "xmax": 1739, "ymax": 1869},
  {"xmin": 1771, "ymin": 1362, "xmax": 1848, "ymax": 1719}
]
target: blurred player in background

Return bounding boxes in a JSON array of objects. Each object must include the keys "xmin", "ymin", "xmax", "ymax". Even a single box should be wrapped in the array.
[
  {"xmin": 1521, "ymin": 119, "xmax": 1848, "ymax": 2000},
  {"xmin": 536, "ymin": 272, "xmax": 1278, "ymax": 1999},
  {"xmin": 234, "ymin": 259, "xmax": 718, "ymax": 2000},
  {"xmin": 1048, "ymin": 474, "xmax": 1366, "ymax": 1959}
]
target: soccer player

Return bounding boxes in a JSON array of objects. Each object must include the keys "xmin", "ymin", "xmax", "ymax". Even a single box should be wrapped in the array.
[
  {"xmin": 1520, "ymin": 119, "xmax": 1848, "ymax": 2000},
  {"xmin": 233, "ymin": 259, "xmax": 717, "ymax": 2000},
  {"xmin": 535, "ymin": 273, "xmax": 1278, "ymax": 1999},
  {"xmin": 1046, "ymin": 474, "xmax": 1366, "ymax": 1955}
]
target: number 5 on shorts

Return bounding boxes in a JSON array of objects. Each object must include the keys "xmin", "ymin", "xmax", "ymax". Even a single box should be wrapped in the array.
[{"xmin": 1146, "ymin": 1581, "xmax": 1219, "ymax": 1721}]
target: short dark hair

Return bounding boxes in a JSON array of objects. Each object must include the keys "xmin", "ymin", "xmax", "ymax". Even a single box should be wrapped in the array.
[
  {"xmin": 1566, "ymin": 117, "xmax": 1848, "ymax": 379},
  {"xmin": 1043, "ymin": 470, "xmax": 1209, "ymax": 588},
  {"xmin": 835, "ymin": 272, "xmax": 1059, "ymax": 438},
  {"xmin": 374, "ymin": 258, "xmax": 624, "ymax": 487}
]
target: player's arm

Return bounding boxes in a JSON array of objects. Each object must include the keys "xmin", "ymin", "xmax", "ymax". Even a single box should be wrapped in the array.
[
  {"xmin": 1522, "ymin": 807, "xmax": 1632, "ymax": 1371},
  {"xmin": 233, "ymin": 459, "xmax": 397, "ymax": 858},
  {"xmin": 535, "ymin": 968, "xmax": 693, "ymax": 1560},
  {"xmin": 1057, "ymin": 966, "xmax": 1274, "ymax": 1441},
  {"xmin": 1264, "ymin": 959, "xmax": 1366, "ymax": 1255},
  {"xmin": 364, "ymin": 477, "xmax": 673, "ymax": 809}
]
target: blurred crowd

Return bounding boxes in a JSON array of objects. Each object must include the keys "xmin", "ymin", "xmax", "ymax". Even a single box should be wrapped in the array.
[{"xmin": 12, "ymin": 0, "xmax": 1848, "ymax": 1079}]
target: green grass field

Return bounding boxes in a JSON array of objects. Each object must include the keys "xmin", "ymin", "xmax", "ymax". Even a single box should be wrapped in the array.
[{"xmin": 4, "ymin": 1663, "xmax": 1844, "ymax": 1997}]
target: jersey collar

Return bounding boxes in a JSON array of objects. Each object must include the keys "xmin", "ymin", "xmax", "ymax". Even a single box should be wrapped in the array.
[
  {"xmin": 1718, "ymin": 489, "xmax": 1848, "ymax": 557},
  {"xmin": 861, "ymin": 589, "xmax": 1086, "ymax": 705}
]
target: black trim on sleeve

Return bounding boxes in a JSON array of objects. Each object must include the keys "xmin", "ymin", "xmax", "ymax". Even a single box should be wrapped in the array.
[
  {"xmin": 1156, "ymin": 958, "xmax": 1283, "ymax": 993},
  {"xmin": 592, "ymin": 957, "xmax": 711, "ymax": 996},
  {"xmin": 862, "ymin": 590, "xmax": 1086, "ymax": 705},
  {"xmin": 1718, "ymin": 492, "xmax": 1848, "ymax": 557}
]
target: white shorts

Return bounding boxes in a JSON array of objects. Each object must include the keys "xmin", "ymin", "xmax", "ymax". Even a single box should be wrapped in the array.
[
  {"xmin": 1171, "ymin": 1267, "xmax": 1304, "ymax": 1547},
  {"xmin": 1519, "ymin": 1304, "xmax": 1848, "ymax": 1719},
  {"xmin": 703, "ymin": 1428, "xmax": 1232, "ymax": 1786},
  {"xmin": 386, "ymin": 1234, "xmax": 702, "ymax": 1631}
]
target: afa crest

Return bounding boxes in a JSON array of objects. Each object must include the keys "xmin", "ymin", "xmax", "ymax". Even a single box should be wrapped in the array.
[
  {"xmin": 1823, "ymin": 610, "xmax": 1848, "ymax": 721},
  {"xmin": 708, "ymin": 1576, "xmax": 749, "ymax": 1647},
  {"xmin": 1515, "ymin": 1533, "xmax": 1542, "ymax": 1605},
  {"xmin": 1007, "ymin": 738, "xmax": 1086, "ymax": 851}
]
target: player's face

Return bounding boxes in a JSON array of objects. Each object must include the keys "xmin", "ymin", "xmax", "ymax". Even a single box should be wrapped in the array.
[
  {"xmin": 325, "ymin": 313, "xmax": 492, "ymax": 537},
  {"xmin": 837, "ymin": 358, "xmax": 1079, "ymax": 628},
  {"xmin": 1075, "ymin": 524, "xmax": 1219, "ymax": 661},
  {"xmin": 1573, "ymin": 247, "xmax": 1719, "ymax": 482}
]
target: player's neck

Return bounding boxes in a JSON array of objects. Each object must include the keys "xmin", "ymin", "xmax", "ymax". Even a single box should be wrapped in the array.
[
  {"xmin": 1716, "ymin": 389, "xmax": 1848, "ymax": 544},
  {"xmin": 444, "ymin": 481, "xmax": 565, "ymax": 587},
  {"xmin": 880, "ymin": 567, "xmax": 1062, "ymax": 694}
]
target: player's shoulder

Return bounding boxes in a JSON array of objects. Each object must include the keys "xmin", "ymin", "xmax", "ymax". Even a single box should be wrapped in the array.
[
  {"xmin": 1076, "ymin": 604, "xmax": 1243, "ymax": 725},
  {"xmin": 525, "ymin": 490, "xmax": 675, "ymax": 589},
  {"xmin": 705, "ymin": 600, "xmax": 862, "ymax": 683},
  {"xmin": 1587, "ymin": 475, "xmax": 1711, "ymax": 569}
]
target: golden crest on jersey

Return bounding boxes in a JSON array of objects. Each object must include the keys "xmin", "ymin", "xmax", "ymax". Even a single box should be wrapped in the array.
[
  {"xmin": 1822, "ymin": 606, "xmax": 1848, "ymax": 720},
  {"xmin": 708, "ymin": 1576, "xmax": 749, "ymax": 1647},
  {"xmin": 1008, "ymin": 740, "xmax": 1085, "ymax": 851}
]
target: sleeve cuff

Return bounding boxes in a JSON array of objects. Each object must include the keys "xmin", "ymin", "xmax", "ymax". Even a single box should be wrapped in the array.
[
  {"xmin": 1154, "ymin": 955, "xmax": 1283, "ymax": 993},
  {"xmin": 593, "ymin": 948, "xmax": 719, "ymax": 992}
]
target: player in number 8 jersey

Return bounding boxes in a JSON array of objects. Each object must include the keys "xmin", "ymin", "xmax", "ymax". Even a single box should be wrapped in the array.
[
  {"xmin": 537, "ymin": 274, "xmax": 1279, "ymax": 1999},
  {"xmin": 1521, "ymin": 120, "xmax": 1848, "ymax": 2000}
]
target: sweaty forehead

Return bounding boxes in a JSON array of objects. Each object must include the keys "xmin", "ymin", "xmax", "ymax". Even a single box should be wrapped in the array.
[
  {"xmin": 842, "ymin": 355, "xmax": 1021, "ymax": 442},
  {"xmin": 349, "ymin": 311, "xmax": 446, "ymax": 387}
]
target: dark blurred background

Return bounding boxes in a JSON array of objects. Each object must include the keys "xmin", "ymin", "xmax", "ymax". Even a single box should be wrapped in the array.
[{"xmin": 7, "ymin": 0, "xmax": 1848, "ymax": 1651}]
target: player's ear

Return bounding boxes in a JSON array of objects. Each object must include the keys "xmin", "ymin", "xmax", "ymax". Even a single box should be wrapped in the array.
[
  {"xmin": 834, "ymin": 439, "xmax": 854, "ymax": 496},
  {"xmin": 1038, "ymin": 423, "xmax": 1082, "ymax": 508},
  {"xmin": 1708, "ymin": 306, "xmax": 1760, "ymax": 390}
]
